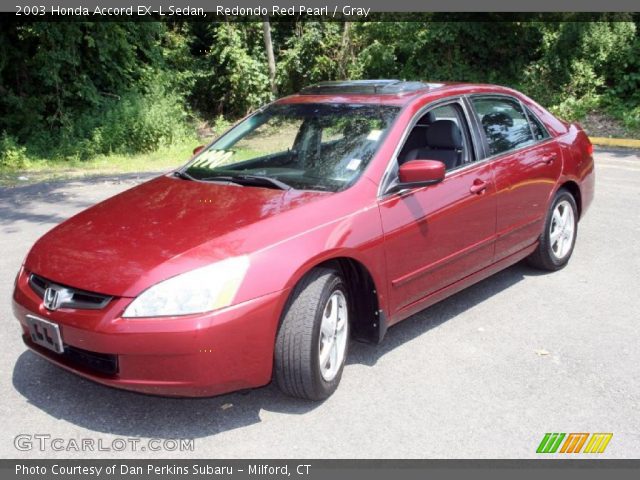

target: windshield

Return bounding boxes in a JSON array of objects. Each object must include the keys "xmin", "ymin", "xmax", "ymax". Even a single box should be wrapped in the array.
[{"xmin": 182, "ymin": 103, "xmax": 400, "ymax": 192}]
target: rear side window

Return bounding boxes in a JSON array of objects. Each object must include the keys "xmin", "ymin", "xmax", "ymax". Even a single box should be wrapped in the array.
[
  {"xmin": 525, "ymin": 106, "xmax": 550, "ymax": 141},
  {"xmin": 472, "ymin": 97, "xmax": 534, "ymax": 156}
]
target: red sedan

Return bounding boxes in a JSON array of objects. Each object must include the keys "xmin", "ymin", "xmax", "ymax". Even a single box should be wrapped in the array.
[{"xmin": 13, "ymin": 80, "xmax": 595, "ymax": 400}]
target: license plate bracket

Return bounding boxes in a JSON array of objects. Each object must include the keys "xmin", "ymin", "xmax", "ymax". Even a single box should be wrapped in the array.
[{"xmin": 26, "ymin": 314, "xmax": 64, "ymax": 354}]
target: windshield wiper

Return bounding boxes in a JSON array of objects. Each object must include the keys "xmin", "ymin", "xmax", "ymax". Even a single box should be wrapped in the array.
[
  {"xmin": 175, "ymin": 170, "xmax": 244, "ymax": 187},
  {"xmin": 200, "ymin": 174, "xmax": 292, "ymax": 191},
  {"xmin": 173, "ymin": 170, "xmax": 197, "ymax": 181}
]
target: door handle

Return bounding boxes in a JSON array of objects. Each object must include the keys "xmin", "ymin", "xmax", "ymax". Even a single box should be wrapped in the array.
[
  {"xmin": 540, "ymin": 153, "xmax": 558, "ymax": 165},
  {"xmin": 469, "ymin": 179, "xmax": 488, "ymax": 195}
]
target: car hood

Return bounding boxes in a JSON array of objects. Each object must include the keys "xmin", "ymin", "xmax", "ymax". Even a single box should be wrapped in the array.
[{"xmin": 25, "ymin": 175, "xmax": 331, "ymax": 297}]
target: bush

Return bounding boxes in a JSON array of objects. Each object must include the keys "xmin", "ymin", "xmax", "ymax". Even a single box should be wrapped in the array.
[
  {"xmin": 94, "ymin": 84, "xmax": 191, "ymax": 155},
  {"xmin": 3, "ymin": 18, "xmax": 640, "ymax": 167},
  {"xmin": 611, "ymin": 37, "xmax": 640, "ymax": 102},
  {"xmin": 26, "ymin": 80, "xmax": 193, "ymax": 161},
  {"xmin": 0, "ymin": 22, "xmax": 166, "ymax": 143},
  {"xmin": 522, "ymin": 21, "xmax": 636, "ymax": 107},
  {"xmin": 0, "ymin": 133, "xmax": 28, "ymax": 170},
  {"xmin": 184, "ymin": 23, "xmax": 272, "ymax": 119},
  {"xmin": 211, "ymin": 116, "xmax": 233, "ymax": 137},
  {"xmin": 277, "ymin": 22, "xmax": 346, "ymax": 93},
  {"xmin": 0, "ymin": 21, "xmax": 193, "ymax": 163},
  {"xmin": 621, "ymin": 106, "xmax": 640, "ymax": 132},
  {"xmin": 603, "ymin": 98, "xmax": 640, "ymax": 134},
  {"xmin": 549, "ymin": 94, "xmax": 601, "ymax": 122}
]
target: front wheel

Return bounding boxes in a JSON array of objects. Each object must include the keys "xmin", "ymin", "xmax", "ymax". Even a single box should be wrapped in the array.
[
  {"xmin": 274, "ymin": 268, "xmax": 349, "ymax": 400},
  {"xmin": 527, "ymin": 188, "xmax": 578, "ymax": 271}
]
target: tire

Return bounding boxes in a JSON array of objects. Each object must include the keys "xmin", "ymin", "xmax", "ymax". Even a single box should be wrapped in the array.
[
  {"xmin": 527, "ymin": 188, "xmax": 579, "ymax": 271},
  {"xmin": 274, "ymin": 268, "xmax": 350, "ymax": 400}
]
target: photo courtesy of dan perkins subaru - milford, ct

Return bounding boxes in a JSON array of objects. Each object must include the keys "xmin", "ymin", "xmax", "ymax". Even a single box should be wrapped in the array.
[{"xmin": 12, "ymin": 80, "xmax": 595, "ymax": 401}]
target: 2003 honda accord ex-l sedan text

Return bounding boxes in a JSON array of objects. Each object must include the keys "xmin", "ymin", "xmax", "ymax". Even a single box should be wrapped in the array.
[{"xmin": 13, "ymin": 80, "xmax": 595, "ymax": 400}]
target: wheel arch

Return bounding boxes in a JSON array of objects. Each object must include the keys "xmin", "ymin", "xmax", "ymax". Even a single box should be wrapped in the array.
[
  {"xmin": 557, "ymin": 180, "xmax": 582, "ymax": 219},
  {"xmin": 282, "ymin": 255, "xmax": 387, "ymax": 344}
]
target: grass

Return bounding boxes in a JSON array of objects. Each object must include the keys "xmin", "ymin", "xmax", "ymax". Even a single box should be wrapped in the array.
[{"xmin": 0, "ymin": 140, "xmax": 200, "ymax": 187}]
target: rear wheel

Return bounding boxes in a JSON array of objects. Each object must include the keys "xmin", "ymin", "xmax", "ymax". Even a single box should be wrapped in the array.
[
  {"xmin": 274, "ymin": 268, "xmax": 349, "ymax": 400},
  {"xmin": 527, "ymin": 189, "xmax": 578, "ymax": 271}
]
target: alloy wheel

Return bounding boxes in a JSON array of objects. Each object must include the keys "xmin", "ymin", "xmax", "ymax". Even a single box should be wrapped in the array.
[
  {"xmin": 549, "ymin": 200, "xmax": 575, "ymax": 260},
  {"xmin": 318, "ymin": 290, "xmax": 348, "ymax": 382}
]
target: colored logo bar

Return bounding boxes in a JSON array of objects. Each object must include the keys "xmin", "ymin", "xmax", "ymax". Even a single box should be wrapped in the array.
[{"xmin": 537, "ymin": 433, "xmax": 612, "ymax": 454}]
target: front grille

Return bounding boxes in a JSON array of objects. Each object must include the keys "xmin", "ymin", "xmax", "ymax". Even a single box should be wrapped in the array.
[
  {"xmin": 24, "ymin": 335, "xmax": 119, "ymax": 376},
  {"xmin": 64, "ymin": 345, "xmax": 119, "ymax": 376},
  {"xmin": 29, "ymin": 273, "xmax": 112, "ymax": 310}
]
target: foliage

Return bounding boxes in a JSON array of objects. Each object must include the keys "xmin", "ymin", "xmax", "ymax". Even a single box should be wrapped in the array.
[
  {"xmin": 603, "ymin": 98, "xmax": 640, "ymax": 134},
  {"xmin": 0, "ymin": 20, "xmax": 192, "ymax": 162},
  {"xmin": 352, "ymin": 21, "xmax": 542, "ymax": 85},
  {"xmin": 277, "ymin": 22, "xmax": 347, "ymax": 92},
  {"xmin": 521, "ymin": 20, "xmax": 636, "ymax": 107},
  {"xmin": 548, "ymin": 94, "xmax": 601, "ymax": 123},
  {"xmin": 2, "ymin": 16, "xmax": 640, "ymax": 172},
  {"xmin": 611, "ymin": 36, "xmax": 640, "ymax": 102},
  {"xmin": 0, "ymin": 21, "xmax": 165, "ymax": 138},
  {"xmin": 172, "ymin": 22, "xmax": 272, "ymax": 119},
  {"xmin": 211, "ymin": 115, "xmax": 233, "ymax": 137},
  {"xmin": 83, "ymin": 81, "xmax": 191, "ymax": 157},
  {"xmin": 0, "ymin": 132, "xmax": 28, "ymax": 170}
]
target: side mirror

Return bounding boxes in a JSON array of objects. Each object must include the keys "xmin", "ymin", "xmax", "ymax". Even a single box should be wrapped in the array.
[
  {"xmin": 388, "ymin": 160, "xmax": 445, "ymax": 193},
  {"xmin": 193, "ymin": 145, "xmax": 205, "ymax": 156}
]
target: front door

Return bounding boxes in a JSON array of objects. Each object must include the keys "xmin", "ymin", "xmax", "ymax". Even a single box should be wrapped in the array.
[{"xmin": 379, "ymin": 101, "xmax": 497, "ymax": 318}]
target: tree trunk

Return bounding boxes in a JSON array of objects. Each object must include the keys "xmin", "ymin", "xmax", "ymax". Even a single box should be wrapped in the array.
[
  {"xmin": 262, "ymin": 17, "xmax": 277, "ymax": 95},
  {"xmin": 339, "ymin": 22, "xmax": 351, "ymax": 79}
]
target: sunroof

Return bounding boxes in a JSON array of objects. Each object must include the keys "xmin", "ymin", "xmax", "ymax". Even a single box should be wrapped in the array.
[{"xmin": 299, "ymin": 80, "xmax": 440, "ymax": 95}]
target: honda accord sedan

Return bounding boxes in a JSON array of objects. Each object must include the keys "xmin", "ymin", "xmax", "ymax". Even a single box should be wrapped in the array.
[{"xmin": 13, "ymin": 80, "xmax": 595, "ymax": 400}]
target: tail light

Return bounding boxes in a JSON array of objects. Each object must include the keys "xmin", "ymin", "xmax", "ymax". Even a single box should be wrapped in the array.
[{"xmin": 586, "ymin": 142, "xmax": 593, "ymax": 156}]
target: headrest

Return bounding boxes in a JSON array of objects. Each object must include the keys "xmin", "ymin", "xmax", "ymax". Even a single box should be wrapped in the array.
[
  {"xmin": 416, "ymin": 111, "xmax": 436, "ymax": 126},
  {"xmin": 426, "ymin": 120, "xmax": 463, "ymax": 149}
]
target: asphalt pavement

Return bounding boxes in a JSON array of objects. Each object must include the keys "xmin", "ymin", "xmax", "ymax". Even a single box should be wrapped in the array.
[{"xmin": 0, "ymin": 151, "xmax": 638, "ymax": 459}]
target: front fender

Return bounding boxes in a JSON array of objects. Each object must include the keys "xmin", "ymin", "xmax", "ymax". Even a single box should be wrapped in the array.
[{"xmin": 237, "ymin": 202, "xmax": 389, "ymax": 317}]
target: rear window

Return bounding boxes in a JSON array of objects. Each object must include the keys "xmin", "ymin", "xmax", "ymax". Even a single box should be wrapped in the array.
[
  {"xmin": 525, "ymin": 106, "xmax": 550, "ymax": 141},
  {"xmin": 472, "ymin": 97, "xmax": 535, "ymax": 156}
]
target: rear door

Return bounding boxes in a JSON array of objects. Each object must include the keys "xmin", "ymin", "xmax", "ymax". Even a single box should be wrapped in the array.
[
  {"xmin": 469, "ymin": 96, "xmax": 562, "ymax": 261},
  {"xmin": 378, "ymin": 100, "xmax": 497, "ymax": 317}
]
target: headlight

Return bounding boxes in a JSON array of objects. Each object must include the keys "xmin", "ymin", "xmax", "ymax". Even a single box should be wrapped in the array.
[
  {"xmin": 15, "ymin": 254, "xmax": 27, "ymax": 287},
  {"xmin": 14, "ymin": 265, "xmax": 23, "ymax": 288},
  {"xmin": 123, "ymin": 256, "xmax": 249, "ymax": 318}
]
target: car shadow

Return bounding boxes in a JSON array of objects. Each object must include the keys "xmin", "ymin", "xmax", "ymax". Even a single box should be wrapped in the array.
[
  {"xmin": 12, "ymin": 261, "xmax": 538, "ymax": 440},
  {"xmin": 12, "ymin": 351, "xmax": 319, "ymax": 439},
  {"xmin": 348, "ymin": 262, "xmax": 536, "ymax": 367}
]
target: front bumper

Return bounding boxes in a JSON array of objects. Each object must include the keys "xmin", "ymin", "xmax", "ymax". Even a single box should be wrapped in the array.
[{"xmin": 13, "ymin": 270, "xmax": 287, "ymax": 397}]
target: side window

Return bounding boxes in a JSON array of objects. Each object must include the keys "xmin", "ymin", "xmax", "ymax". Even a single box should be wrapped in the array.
[
  {"xmin": 397, "ymin": 102, "xmax": 474, "ymax": 171},
  {"xmin": 472, "ymin": 97, "xmax": 534, "ymax": 156},
  {"xmin": 525, "ymin": 106, "xmax": 550, "ymax": 141}
]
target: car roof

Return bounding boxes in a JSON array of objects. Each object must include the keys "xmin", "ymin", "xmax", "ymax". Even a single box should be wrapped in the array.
[
  {"xmin": 298, "ymin": 80, "xmax": 440, "ymax": 95},
  {"xmin": 277, "ymin": 80, "xmax": 517, "ymax": 107}
]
